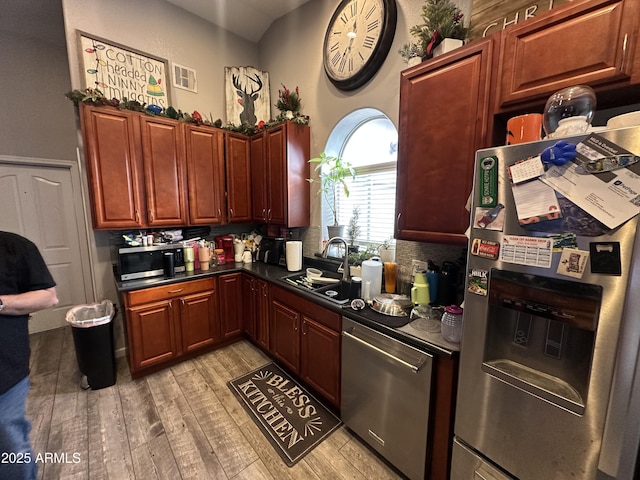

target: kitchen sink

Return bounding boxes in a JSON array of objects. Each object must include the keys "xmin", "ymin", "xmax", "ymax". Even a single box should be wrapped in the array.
[{"xmin": 281, "ymin": 271, "xmax": 351, "ymax": 305}]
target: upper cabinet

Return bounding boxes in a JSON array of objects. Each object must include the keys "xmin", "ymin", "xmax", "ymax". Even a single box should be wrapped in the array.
[
  {"xmin": 139, "ymin": 116, "xmax": 188, "ymax": 227},
  {"xmin": 81, "ymin": 105, "xmax": 145, "ymax": 229},
  {"xmin": 497, "ymin": 0, "xmax": 640, "ymax": 108},
  {"xmin": 395, "ymin": 37, "xmax": 497, "ymax": 246},
  {"xmin": 251, "ymin": 122, "xmax": 310, "ymax": 227},
  {"xmin": 224, "ymin": 132, "xmax": 252, "ymax": 223},
  {"xmin": 185, "ymin": 125, "xmax": 226, "ymax": 225}
]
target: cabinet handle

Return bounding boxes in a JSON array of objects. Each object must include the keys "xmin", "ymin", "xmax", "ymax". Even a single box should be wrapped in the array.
[
  {"xmin": 217, "ymin": 208, "xmax": 222, "ymax": 218},
  {"xmin": 135, "ymin": 210, "xmax": 140, "ymax": 223},
  {"xmin": 396, "ymin": 212, "xmax": 402, "ymax": 231},
  {"xmin": 149, "ymin": 209, "xmax": 154, "ymax": 222},
  {"xmin": 229, "ymin": 208, "xmax": 234, "ymax": 218},
  {"xmin": 181, "ymin": 299, "xmax": 185, "ymax": 306},
  {"xmin": 621, "ymin": 33, "xmax": 629, "ymax": 72},
  {"xmin": 267, "ymin": 208, "xmax": 272, "ymax": 222},
  {"xmin": 302, "ymin": 320, "xmax": 306, "ymax": 335},
  {"xmin": 262, "ymin": 208, "xmax": 266, "ymax": 222},
  {"xmin": 168, "ymin": 288, "xmax": 183, "ymax": 294}
]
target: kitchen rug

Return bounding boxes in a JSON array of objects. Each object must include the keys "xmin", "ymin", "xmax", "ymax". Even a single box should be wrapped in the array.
[{"xmin": 228, "ymin": 362, "xmax": 341, "ymax": 466}]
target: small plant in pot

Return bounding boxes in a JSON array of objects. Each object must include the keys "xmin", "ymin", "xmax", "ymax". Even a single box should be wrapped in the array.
[
  {"xmin": 408, "ymin": 0, "xmax": 468, "ymax": 59},
  {"xmin": 347, "ymin": 206, "xmax": 361, "ymax": 250},
  {"xmin": 308, "ymin": 152, "xmax": 356, "ymax": 238}
]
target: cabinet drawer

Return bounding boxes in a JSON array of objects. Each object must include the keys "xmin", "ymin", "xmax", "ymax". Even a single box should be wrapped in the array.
[
  {"xmin": 271, "ymin": 286, "xmax": 341, "ymax": 331},
  {"xmin": 125, "ymin": 278, "xmax": 215, "ymax": 307}
]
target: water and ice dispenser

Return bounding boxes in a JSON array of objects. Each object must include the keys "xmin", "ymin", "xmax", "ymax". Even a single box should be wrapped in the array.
[{"xmin": 482, "ymin": 269, "xmax": 602, "ymax": 414}]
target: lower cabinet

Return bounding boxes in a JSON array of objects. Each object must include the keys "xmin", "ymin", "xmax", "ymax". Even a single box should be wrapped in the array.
[
  {"xmin": 270, "ymin": 286, "xmax": 341, "ymax": 408},
  {"xmin": 243, "ymin": 273, "xmax": 270, "ymax": 350},
  {"xmin": 217, "ymin": 272, "xmax": 244, "ymax": 341}
]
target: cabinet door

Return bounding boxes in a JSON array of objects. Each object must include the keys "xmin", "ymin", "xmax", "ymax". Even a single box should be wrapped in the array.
[
  {"xmin": 250, "ymin": 133, "xmax": 268, "ymax": 222},
  {"xmin": 256, "ymin": 279, "xmax": 270, "ymax": 350},
  {"xmin": 225, "ymin": 132, "xmax": 252, "ymax": 222},
  {"xmin": 140, "ymin": 116, "xmax": 187, "ymax": 226},
  {"xmin": 498, "ymin": 0, "xmax": 639, "ymax": 106},
  {"xmin": 127, "ymin": 299, "xmax": 178, "ymax": 371},
  {"xmin": 270, "ymin": 300, "xmax": 300, "ymax": 373},
  {"xmin": 266, "ymin": 125, "xmax": 287, "ymax": 225},
  {"xmin": 185, "ymin": 125, "xmax": 226, "ymax": 225},
  {"xmin": 242, "ymin": 274, "xmax": 257, "ymax": 339},
  {"xmin": 301, "ymin": 316, "xmax": 341, "ymax": 408},
  {"xmin": 218, "ymin": 273, "xmax": 244, "ymax": 340},
  {"xmin": 266, "ymin": 122, "xmax": 311, "ymax": 227},
  {"xmin": 396, "ymin": 37, "xmax": 495, "ymax": 246},
  {"xmin": 80, "ymin": 105, "xmax": 144, "ymax": 229},
  {"xmin": 180, "ymin": 287, "xmax": 218, "ymax": 353}
]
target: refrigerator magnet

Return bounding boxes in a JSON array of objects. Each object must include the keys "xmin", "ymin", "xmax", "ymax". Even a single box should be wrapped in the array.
[
  {"xmin": 467, "ymin": 269, "xmax": 488, "ymax": 296},
  {"xmin": 470, "ymin": 238, "xmax": 500, "ymax": 260},
  {"xmin": 557, "ymin": 248, "xmax": 590, "ymax": 279}
]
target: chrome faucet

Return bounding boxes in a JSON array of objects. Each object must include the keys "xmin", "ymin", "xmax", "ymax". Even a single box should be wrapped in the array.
[{"xmin": 322, "ymin": 236, "xmax": 350, "ymax": 281}]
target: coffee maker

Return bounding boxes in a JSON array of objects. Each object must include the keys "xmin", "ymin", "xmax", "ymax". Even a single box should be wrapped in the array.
[
  {"xmin": 214, "ymin": 235, "xmax": 234, "ymax": 263},
  {"xmin": 257, "ymin": 237, "xmax": 284, "ymax": 265}
]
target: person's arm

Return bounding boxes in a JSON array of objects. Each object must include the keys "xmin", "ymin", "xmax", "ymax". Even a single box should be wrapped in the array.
[{"xmin": 0, "ymin": 287, "xmax": 58, "ymax": 316}]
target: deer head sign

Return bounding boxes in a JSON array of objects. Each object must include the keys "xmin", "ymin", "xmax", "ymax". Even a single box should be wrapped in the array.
[{"xmin": 225, "ymin": 67, "xmax": 270, "ymax": 127}]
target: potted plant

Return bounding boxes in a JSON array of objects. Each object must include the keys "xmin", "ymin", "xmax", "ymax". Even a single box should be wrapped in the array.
[
  {"xmin": 347, "ymin": 206, "xmax": 361, "ymax": 249},
  {"xmin": 398, "ymin": 42, "xmax": 426, "ymax": 66},
  {"xmin": 308, "ymin": 152, "xmax": 356, "ymax": 238},
  {"xmin": 408, "ymin": 0, "xmax": 468, "ymax": 59},
  {"xmin": 275, "ymin": 84, "xmax": 302, "ymax": 121}
]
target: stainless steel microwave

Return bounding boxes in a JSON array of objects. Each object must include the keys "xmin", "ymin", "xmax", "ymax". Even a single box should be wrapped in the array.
[{"xmin": 118, "ymin": 244, "xmax": 185, "ymax": 281}]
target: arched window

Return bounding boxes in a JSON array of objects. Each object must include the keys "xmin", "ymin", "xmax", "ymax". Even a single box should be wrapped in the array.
[{"xmin": 323, "ymin": 108, "xmax": 397, "ymax": 247}]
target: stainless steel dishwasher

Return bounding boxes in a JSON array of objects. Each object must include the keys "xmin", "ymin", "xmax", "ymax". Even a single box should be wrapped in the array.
[{"xmin": 341, "ymin": 317, "xmax": 434, "ymax": 480}]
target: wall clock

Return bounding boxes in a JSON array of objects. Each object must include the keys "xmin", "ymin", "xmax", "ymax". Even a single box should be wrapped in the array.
[{"xmin": 323, "ymin": 0, "xmax": 397, "ymax": 91}]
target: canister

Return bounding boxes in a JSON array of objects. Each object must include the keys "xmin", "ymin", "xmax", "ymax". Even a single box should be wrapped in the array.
[{"xmin": 441, "ymin": 305, "xmax": 463, "ymax": 343}]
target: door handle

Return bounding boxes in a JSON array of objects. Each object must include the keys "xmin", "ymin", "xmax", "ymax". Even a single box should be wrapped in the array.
[{"xmin": 342, "ymin": 330, "xmax": 427, "ymax": 373}]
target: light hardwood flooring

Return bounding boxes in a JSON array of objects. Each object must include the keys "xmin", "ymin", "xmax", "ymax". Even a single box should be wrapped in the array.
[{"xmin": 27, "ymin": 327, "xmax": 404, "ymax": 480}]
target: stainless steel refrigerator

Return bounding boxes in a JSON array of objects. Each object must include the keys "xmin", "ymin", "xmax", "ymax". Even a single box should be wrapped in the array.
[{"xmin": 452, "ymin": 127, "xmax": 640, "ymax": 479}]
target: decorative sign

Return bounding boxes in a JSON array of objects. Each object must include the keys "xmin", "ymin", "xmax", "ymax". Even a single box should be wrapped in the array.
[
  {"xmin": 468, "ymin": 0, "xmax": 572, "ymax": 41},
  {"xmin": 225, "ymin": 66, "xmax": 270, "ymax": 127},
  {"xmin": 79, "ymin": 33, "xmax": 171, "ymax": 107}
]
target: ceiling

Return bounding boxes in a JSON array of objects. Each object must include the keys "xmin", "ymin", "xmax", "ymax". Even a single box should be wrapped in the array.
[{"xmin": 164, "ymin": 0, "xmax": 312, "ymax": 43}]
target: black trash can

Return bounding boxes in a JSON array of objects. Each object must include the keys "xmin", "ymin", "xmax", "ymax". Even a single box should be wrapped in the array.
[{"xmin": 65, "ymin": 300, "xmax": 116, "ymax": 390}]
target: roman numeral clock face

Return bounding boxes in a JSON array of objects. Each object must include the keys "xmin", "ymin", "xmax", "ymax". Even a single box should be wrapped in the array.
[{"xmin": 323, "ymin": 0, "xmax": 397, "ymax": 91}]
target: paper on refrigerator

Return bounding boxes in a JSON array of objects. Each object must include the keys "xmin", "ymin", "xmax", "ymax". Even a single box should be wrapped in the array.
[{"xmin": 540, "ymin": 135, "xmax": 640, "ymax": 229}]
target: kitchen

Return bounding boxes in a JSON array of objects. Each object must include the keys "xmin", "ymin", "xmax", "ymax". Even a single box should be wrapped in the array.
[{"xmin": 3, "ymin": 0, "xmax": 640, "ymax": 479}]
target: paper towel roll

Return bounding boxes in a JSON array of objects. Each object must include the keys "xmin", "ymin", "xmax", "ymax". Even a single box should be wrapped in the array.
[
  {"xmin": 286, "ymin": 241, "xmax": 302, "ymax": 271},
  {"xmin": 361, "ymin": 258, "xmax": 382, "ymax": 301}
]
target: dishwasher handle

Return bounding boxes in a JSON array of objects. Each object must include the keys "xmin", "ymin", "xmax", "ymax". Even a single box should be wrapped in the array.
[{"xmin": 342, "ymin": 329, "xmax": 427, "ymax": 373}]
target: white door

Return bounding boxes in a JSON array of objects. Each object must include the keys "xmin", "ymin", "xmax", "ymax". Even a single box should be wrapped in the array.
[{"xmin": 0, "ymin": 158, "xmax": 93, "ymax": 332}]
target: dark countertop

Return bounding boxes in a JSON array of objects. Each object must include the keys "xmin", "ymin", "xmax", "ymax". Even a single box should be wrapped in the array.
[{"xmin": 114, "ymin": 260, "xmax": 460, "ymax": 358}]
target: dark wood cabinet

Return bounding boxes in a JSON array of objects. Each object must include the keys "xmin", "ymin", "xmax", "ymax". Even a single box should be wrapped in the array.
[
  {"xmin": 179, "ymin": 287, "xmax": 218, "ymax": 353},
  {"xmin": 270, "ymin": 286, "xmax": 341, "ymax": 408},
  {"xmin": 497, "ymin": 0, "xmax": 640, "ymax": 108},
  {"xmin": 217, "ymin": 272, "xmax": 244, "ymax": 341},
  {"xmin": 80, "ymin": 105, "xmax": 145, "ymax": 229},
  {"xmin": 139, "ymin": 116, "xmax": 188, "ymax": 226},
  {"xmin": 250, "ymin": 122, "xmax": 310, "ymax": 227},
  {"xmin": 225, "ymin": 132, "xmax": 252, "ymax": 223},
  {"xmin": 185, "ymin": 125, "xmax": 226, "ymax": 225},
  {"xmin": 243, "ymin": 274, "xmax": 270, "ymax": 350},
  {"xmin": 123, "ymin": 277, "xmax": 217, "ymax": 377},
  {"xmin": 300, "ymin": 315, "xmax": 341, "ymax": 408},
  {"xmin": 270, "ymin": 299, "xmax": 300, "ymax": 373},
  {"xmin": 395, "ymin": 36, "xmax": 497, "ymax": 246}
]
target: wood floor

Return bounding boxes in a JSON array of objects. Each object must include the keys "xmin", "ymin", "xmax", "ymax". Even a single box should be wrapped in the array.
[{"xmin": 27, "ymin": 327, "xmax": 404, "ymax": 480}]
